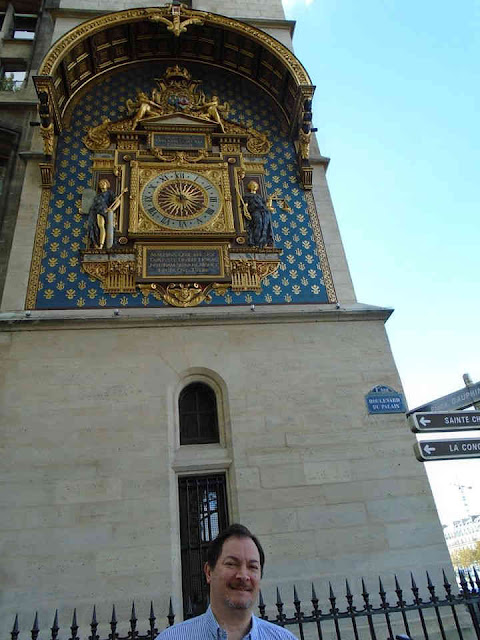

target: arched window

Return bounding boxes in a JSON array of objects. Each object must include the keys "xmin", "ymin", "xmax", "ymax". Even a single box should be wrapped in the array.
[{"xmin": 179, "ymin": 382, "xmax": 219, "ymax": 445}]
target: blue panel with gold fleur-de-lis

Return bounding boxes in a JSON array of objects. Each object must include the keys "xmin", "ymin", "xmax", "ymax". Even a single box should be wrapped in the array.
[{"xmin": 35, "ymin": 64, "xmax": 330, "ymax": 309}]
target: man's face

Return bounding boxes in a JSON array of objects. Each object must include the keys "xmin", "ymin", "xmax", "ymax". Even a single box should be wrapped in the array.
[{"xmin": 205, "ymin": 536, "xmax": 261, "ymax": 612}]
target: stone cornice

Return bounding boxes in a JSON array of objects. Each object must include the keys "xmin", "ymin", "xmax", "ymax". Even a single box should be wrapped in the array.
[{"xmin": 0, "ymin": 303, "xmax": 394, "ymax": 332}]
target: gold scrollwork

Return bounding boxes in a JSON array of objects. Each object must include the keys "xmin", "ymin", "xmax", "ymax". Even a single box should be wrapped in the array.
[
  {"xmin": 39, "ymin": 162, "xmax": 54, "ymax": 187},
  {"xmin": 246, "ymin": 129, "xmax": 271, "ymax": 155},
  {"xmin": 230, "ymin": 256, "xmax": 281, "ymax": 293},
  {"xmin": 145, "ymin": 4, "xmax": 204, "ymax": 37},
  {"xmin": 81, "ymin": 256, "xmax": 136, "ymax": 293},
  {"xmin": 150, "ymin": 149, "xmax": 209, "ymax": 163},
  {"xmin": 138, "ymin": 281, "xmax": 232, "ymax": 306},
  {"xmin": 25, "ymin": 186, "xmax": 52, "ymax": 309},
  {"xmin": 139, "ymin": 282, "xmax": 212, "ymax": 307},
  {"xmin": 163, "ymin": 282, "xmax": 210, "ymax": 306},
  {"xmin": 82, "ymin": 261, "xmax": 108, "ymax": 282},
  {"xmin": 83, "ymin": 117, "xmax": 111, "ymax": 151},
  {"xmin": 304, "ymin": 190, "xmax": 337, "ymax": 303},
  {"xmin": 39, "ymin": 123, "xmax": 55, "ymax": 156}
]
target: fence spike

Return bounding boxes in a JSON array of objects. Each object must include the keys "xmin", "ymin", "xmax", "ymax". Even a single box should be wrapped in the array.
[
  {"xmin": 329, "ymin": 582, "xmax": 335, "ymax": 600},
  {"xmin": 11, "ymin": 614, "xmax": 19, "ymax": 640},
  {"xmin": 441, "ymin": 569, "xmax": 451, "ymax": 594},
  {"xmin": 70, "ymin": 607, "xmax": 79, "ymax": 640},
  {"xmin": 459, "ymin": 569, "xmax": 469, "ymax": 593},
  {"xmin": 275, "ymin": 586, "xmax": 285, "ymax": 624},
  {"xmin": 130, "ymin": 601, "xmax": 137, "ymax": 628},
  {"xmin": 473, "ymin": 566, "xmax": 480, "ymax": 590},
  {"xmin": 167, "ymin": 597, "xmax": 175, "ymax": 627},
  {"xmin": 111, "ymin": 604, "xmax": 117, "ymax": 626},
  {"xmin": 293, "ymin": 585, "xmax": 300, "ymax": 605},
  {"xmin": 394, "ymin": 574, "xmax": 401, "ymax": 591},
  {"xmin": 258, "ymin": 590, "xmax": 266, "ymax": 618},
  {"xmin": 361, "ymin": 578, "xmax": 368, "ymax": 596},
  {"xmin": 51, "ymin": 610, "xmax": 59, "ymax": 640},
  {"xmin": 378, "ymin": 576, "xmax": 385, "ymax": 596},
  {"xmin": 32, "ymin": 612, "xmax": 39, "ymax": 640},
  {"xmin": 345, "ymin": 579, "xmax": 352, "ymax": 597},
  {"xmin": 468, "ymin": 572, "xmax": 476, "ymax": 591},
  {"xmin": 311, "ymin": 582, "xmax": 318, "ymax": 602},
  {"xmin": 276, "ymin": 587, "xmax": 283, "ymax": 606},
  {"xmin": 90, "ymin": 605, "xmax": 99, "ymax": 640},
  {"xmin": 426, "ymin": 571, "xmax": 433, "ymax": 588}
]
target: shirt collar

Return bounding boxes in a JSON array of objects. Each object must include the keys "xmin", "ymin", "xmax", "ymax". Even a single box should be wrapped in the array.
[{"xmin": 205, "ymin": 606, "xmax": 257, "ymax": 640}]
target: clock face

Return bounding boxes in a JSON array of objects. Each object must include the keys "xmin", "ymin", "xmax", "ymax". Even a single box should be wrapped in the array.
[{"xmin": 141, "ymin": 170, "xmax": 222, "ymax": 230}]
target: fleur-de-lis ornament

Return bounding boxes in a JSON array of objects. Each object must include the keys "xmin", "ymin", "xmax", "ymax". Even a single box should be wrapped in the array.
[{"xmin": 146, "ymin": 4, "xmax": 204, "ymax": 37}]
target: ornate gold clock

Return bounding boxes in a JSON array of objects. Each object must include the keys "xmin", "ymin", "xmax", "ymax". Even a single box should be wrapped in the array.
[
  {"xmin": 141, "ymin": 169, "xmax": 222, "ymax": 230},
  {"xmin": 129, "ymin": 161, "xmax": 235, "ymax": 236}
]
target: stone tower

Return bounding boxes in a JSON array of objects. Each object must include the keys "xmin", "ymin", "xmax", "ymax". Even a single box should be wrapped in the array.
[{"xmin": 0, "ymin": 0, "xmax": 451, "ymax": 635}]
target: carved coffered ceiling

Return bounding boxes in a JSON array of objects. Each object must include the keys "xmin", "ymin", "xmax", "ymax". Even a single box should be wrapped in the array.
[{"xmin": 36, "ymin": 5, "xmax": 314, "ymax": 135}]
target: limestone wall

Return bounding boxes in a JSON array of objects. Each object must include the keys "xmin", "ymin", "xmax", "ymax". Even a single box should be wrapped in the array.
[{"xmin": 0, "ymin": 310, "xmax": 451, "ymax": 636}]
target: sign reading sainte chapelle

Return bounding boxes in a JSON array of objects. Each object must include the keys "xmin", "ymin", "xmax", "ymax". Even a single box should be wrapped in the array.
[{"xmin": 365, "ymin": 385, "xmax": 406, "ymax": 414}]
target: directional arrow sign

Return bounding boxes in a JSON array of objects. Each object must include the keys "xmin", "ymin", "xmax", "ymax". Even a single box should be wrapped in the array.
[
  {"xmin": 414, "ymin": 438, "xmax": 480, "ymax": 461},
  {"xmin": 407, "ymin": 381, "xmax": 480, "ymax": 415},
  {"xmin": 409, "ymin": 411, "xmax": 480, "ymax": 433}
]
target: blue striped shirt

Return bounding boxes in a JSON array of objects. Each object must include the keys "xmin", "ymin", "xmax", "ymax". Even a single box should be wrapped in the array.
[{"xmin": 156, "ymin": 606, "xmax": 298, "ymax": 640}]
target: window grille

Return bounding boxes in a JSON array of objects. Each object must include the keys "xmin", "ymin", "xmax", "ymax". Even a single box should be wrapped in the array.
[{"xmin": 178, "ymin": 474, "xmax": 229, "ymax": 617}]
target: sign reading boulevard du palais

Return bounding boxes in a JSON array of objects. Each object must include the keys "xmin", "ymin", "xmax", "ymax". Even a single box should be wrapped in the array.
[{"xmin": 365, "ymin": 385, "xmax": 406, "ymax": 414}]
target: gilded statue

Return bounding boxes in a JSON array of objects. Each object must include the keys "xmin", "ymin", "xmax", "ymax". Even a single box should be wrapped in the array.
[
  {"xmin": 243, "ymin": 181, "xmax": 274, "ymax": 249},
  {"xmin": 83, "ymin": 116, "xmax": 111, "ymax": 151},
  {"xmin": 298, "ymin": 128, "xmax": 312, "ymax": 160},
  {"xmin": 194, "ymin": 95, "xmax": 229, "ymax": 132},
  {"xmin": 82, "ymin": 67, "xmax": 270, "ymax": 155},
  {"xmin": 87, "ymin": 180, "xmax": 124, "ymax": 250}
]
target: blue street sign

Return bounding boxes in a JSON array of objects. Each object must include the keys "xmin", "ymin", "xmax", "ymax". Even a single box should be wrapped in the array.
[{"xmin": 365, "ymin": 386, "xmax": 406, "ymax": 414}]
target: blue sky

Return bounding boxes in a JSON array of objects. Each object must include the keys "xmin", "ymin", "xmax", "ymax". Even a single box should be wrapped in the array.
[{"xmin": 282, "ymin": 0, "xmax": 480, "ymax": 523}]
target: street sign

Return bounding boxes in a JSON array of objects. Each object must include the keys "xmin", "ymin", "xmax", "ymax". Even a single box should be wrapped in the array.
[
  {"xmin": 407, "ymin": 381, "xmax": 480, "ymax": 415},
  {"xmin": 365, "ymin": 385, "xmax": 406, "ymax": 414},
  {"xmin": 409, "ymin": 411, "xmax": 480, "ymax": 433},
  {"xmin": 414, "ymin": 438, "xmax": 480, "ymax": 462}
]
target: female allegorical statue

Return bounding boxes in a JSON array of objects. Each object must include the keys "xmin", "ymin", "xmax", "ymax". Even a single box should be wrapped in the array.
[{"xmin": 243, "ymin": 180, "xmax": 274, "ymax": 248}]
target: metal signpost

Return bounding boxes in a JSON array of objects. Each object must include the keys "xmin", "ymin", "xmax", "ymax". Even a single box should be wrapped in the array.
[
  {"xmin": 407, "ymin": 380, "xmax": 480, "ymax": 415},
  {"xmin": 409, "ymin": 375, "xmax": 480, "ymax": 463},
  {"xmin": 409, "ymin": 411, "xmax": 480, "ymax": 433},
  {"xmin": 414, "ymin": 438, "xmax": 480, "ymax": 462}
]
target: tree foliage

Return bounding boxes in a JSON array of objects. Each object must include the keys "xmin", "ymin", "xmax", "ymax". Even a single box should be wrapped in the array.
[
  {"xmin": 450, "ymin": 541, "xmax": 480, "ymax": 568},
  {"xmin": 0, "ymin": 74, "xmax": 18, "ymax": 91}
]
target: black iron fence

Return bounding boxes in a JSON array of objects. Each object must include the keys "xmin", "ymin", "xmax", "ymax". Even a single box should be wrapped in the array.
[{"xmin": 8, "ymin": 569, "xmax": 480, "ymax": 640}]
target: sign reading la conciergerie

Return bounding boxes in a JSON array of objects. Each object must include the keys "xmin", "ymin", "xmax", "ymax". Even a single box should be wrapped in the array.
[{"xmin": 365, "ymin": 385, "xmax": 406, "ymax": 414}]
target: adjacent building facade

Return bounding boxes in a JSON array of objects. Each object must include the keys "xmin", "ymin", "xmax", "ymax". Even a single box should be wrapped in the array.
[{"xmin": 0, "ymin": 0, "xmax": 453, "ymax": 635}]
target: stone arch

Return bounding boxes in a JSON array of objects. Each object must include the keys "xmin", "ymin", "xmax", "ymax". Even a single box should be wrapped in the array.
[{"xmin": 35, "ymin": 5, "xmax": 314, "ymax": 135}]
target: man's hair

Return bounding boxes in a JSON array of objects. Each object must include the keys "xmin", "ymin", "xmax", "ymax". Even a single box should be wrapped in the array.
[{"xmin": 206, "ymin": 523, "xmax": 265, "ymax": 575}]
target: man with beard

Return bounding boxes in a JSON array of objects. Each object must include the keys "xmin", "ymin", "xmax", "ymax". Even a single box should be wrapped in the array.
[{"xmin": 157, "ymin": 524, "xmax": 297, "ymax": 640}]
